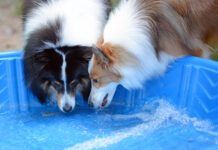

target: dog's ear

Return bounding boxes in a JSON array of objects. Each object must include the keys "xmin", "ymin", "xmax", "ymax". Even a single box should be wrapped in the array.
[
  {"xmin": 92, "ymin": 46, "xmax": 110, "ymax": 65},
  {"xmin": 34, "ymin": 52, "xmax": 49, "ymax": 63},
  {"xmin": 82, "ymin": 47, "xmax": 93, "ymax": 62}
]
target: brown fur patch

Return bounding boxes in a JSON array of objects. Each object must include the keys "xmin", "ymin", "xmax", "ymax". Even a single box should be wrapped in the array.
[
  {"xmin": 57, "ymin": 93, "xmax": 63, "ymax": 109},
  {"xmin": 100, "ymin": 43, "xmax": 139, "ymax": 66},
  {"xmin": 90, "ymin": 55, "xmax": 121, "ymax": 88},
  {"xmin": 90, "ymin": 42, "xmax": 138, "ymax": 88},
  {"xmin": 136, "ymin": 0, "xmax": 218, "ymax": 57},
  {"xmin": 157, "ymin": 0, "xmax": 218, "ymax": 57}
]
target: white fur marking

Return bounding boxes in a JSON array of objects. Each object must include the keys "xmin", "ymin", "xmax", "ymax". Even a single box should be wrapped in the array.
[
  {"xmin": 24, "ymin": 0, "xmax": 109, "ymax": 47},
  {"xmin": 53, "ymin": 48, "xmax": 67, "ymax": 93},
  {"xmin": 103, "ymin": 0, "xmax": 175, "ymax": 89},
  {"xmin": 53, "ymin": 48, "xmax": 75, "ymax": 111}
]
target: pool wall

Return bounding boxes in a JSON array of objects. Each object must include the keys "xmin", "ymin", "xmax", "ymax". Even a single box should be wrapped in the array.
[{"xmin": 0, "ymin": 51, "xmax": 218, "ymax": 123}]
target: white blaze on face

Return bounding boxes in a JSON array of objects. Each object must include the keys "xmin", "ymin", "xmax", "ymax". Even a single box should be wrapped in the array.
[{"xmin": 54, "ymin": 48, "xmax": 75, "ymax": 112}]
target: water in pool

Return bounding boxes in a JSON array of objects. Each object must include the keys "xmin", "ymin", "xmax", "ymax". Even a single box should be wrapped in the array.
[{"xmin": 0, "ymin": 99, "xmax": 217, "ymax": 150}]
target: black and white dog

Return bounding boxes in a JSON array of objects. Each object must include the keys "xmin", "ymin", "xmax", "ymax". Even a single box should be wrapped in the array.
[{"xmin": 23, "ymin": 0, "xmax": 111, "ymax": 113}]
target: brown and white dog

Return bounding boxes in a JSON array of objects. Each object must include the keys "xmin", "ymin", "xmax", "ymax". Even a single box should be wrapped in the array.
[{"xmin": 88, "ymin": 0, "xmax": 218, "ymax": 109}]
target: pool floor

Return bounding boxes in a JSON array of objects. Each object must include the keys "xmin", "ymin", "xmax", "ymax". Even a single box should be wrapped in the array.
[{"xmin": 0, "ymin": 100, "xmax": 217, "ymax": 150}]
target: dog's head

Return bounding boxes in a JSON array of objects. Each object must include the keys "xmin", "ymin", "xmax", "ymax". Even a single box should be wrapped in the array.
[
  {"xmin": 24, "ymin": 46, "xmax": 92, "ymax": 113},
  {"xmin": 88, "ymin": 42, "xmax": 138, "ymax": 109}
]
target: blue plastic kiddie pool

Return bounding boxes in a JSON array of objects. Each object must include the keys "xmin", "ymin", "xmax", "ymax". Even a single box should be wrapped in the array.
[{"xmin": 0, "ymin": 51, "xmax": 217, "ymax": 150}]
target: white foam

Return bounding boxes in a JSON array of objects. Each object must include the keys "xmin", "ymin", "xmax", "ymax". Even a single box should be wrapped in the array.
[
  {"xmin": 66, "ymin": 99, "xmax": 217, "ymax": 150},
  {"xmin": 67, "ymin": 117, "xmax": 165, "ymax": 150}
]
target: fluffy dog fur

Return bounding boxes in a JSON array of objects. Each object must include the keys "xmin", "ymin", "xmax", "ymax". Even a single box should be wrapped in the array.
[
  {"xmin": 88, "ymin": 0, "xmax": 218, "ymax": 109},
  {"xmin": 23, "ymin": 0, "xmax": 111, "ymax": 112}
]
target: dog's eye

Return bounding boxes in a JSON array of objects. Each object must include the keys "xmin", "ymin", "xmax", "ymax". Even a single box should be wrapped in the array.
[
  {"xmin": 69, "ymin": 80, "xmax": 79, "ymax": 88},
  {"xmin": 53, "ymin": 81, "xmax": 61, "ymax": 86},
  {"xmin": 93, "ymin": 79, "xmax": 99, "ymax": 83},
  {"xmin": 51, "ymin": 81, "xmax": 63, "ymax": 90}
]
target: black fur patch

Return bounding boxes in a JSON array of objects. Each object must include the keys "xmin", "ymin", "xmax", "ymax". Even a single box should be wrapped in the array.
[
  {"xmin": 24, "ymin": 49, "xmax": 63, "ymax": 103},
  {"xmin": 24, "ymin": 17, "xmax": 62, "ymax": 103},
  {"xmin": 64, "ymin": 46, "xmax": 92, "ymax": 100},
  {"xmin": 25, "ymin": 18, "xmax": 61, "ymax": 51},
  {"xmin": 24, "ymin": 45, "xmax": 92, "ymax": 103}
]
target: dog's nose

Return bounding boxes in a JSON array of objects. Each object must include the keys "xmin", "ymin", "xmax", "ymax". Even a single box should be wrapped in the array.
[
  {"xmin": 63, "ymin": 104, "xmax": 73, "ymax": 113},
  {"xmin": 102, "ymin": 94, "xmax": 109, "ymax": 107}
]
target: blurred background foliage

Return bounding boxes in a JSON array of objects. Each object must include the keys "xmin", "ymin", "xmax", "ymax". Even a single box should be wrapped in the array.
[
  {"xmin": 0, "ymin": 0, "xmax": 217, "ymax": 59},
  {"xmin": 111, "ymin": 0, "xmax": 119, "ymax": 7}
]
